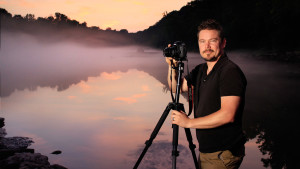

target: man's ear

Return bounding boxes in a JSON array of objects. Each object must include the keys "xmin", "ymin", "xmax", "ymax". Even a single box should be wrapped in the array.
[{"xmin": 222, "ymin": 38, "xmax": 227, "ymax": 48}]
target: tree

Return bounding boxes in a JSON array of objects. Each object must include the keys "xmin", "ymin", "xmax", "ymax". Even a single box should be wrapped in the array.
[
  {"xmin": 80, "ymin": 22, "xmax": 87, "ymax": 27},
  {"xmin": 0, "ymin": 8, "xmax": 12, "ymax": 18},
  {"xmin": 54, "ymin": 12, "xmax": 68, "ymax": 23},
  {"xmin": 47, "ymin": 16, "xmax": 54, "ymax": 22},
  {"xmin": 25, "ymin": 14, "xmax": 35, "ymax": 21},
  {"xmin": 120, "ymin": 29, "xmax": 128, "ymax": 33}
]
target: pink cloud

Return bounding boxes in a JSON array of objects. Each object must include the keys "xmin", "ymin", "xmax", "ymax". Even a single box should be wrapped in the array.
[
  {"xmin": 114, "ymin": 93, "xmax": 147, "ymax": 104},
  {"xmin": 101, "ymin": 72, "xmax": 121, "ymax": 80}
]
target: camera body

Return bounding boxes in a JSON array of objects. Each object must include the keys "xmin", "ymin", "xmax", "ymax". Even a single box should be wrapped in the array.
[{"xmin": 163, "ymin": 41, "xmax": 187, "ymax": 61}]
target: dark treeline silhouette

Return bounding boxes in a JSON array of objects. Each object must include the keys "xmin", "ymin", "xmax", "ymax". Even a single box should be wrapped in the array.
[
  {"xmin": 0, "ymin": 8, "xmax": 133, "ymax": 47},
  {"xmin": 2, "ymin": 0, "xmax": 300, "ymax": 55},
  {"xmin": 1, "ymin": 4, "xmax": 299, "ymax": 168},
  {"xmin": 134, "ymin": 0, "xmax": 300, "ymax": 57}
]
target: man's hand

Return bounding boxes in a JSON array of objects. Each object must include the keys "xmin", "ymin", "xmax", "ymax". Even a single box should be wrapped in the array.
[
  {"xmin": 171, "ymin": 110, "xmax": 190, "ymax": 128},
  {"xmin": 165, "ymin": 57, "xmax": 177, "ymax": 67},
  {"xmin": 165, "ymin": 44, "xmax": 178, "ymax": 67}
]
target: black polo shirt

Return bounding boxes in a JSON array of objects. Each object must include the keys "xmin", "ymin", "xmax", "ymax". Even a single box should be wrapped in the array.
[{"xmin": 185, "ymin": 53, "xmax": 247, "ymax": 153}]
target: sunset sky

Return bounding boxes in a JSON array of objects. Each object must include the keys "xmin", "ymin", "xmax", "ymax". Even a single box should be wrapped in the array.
[{"xmin": 0, "ymin": 0, "xmax": 191, "ymax": 32}]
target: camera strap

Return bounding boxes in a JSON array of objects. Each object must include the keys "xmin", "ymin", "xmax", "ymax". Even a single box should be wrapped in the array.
[
  {"xmin": 170, "ymin": 60, "xmax": 176, "ymax": 103},
  {"xmin": 186, "ymin": 61, "xmax": 193, "ymax": 117},
  {"xmin": 170, "ymin": 60, "xmax": 193, "ymax": 116}
]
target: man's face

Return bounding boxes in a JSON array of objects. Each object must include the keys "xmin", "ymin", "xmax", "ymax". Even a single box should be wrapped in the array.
[{"xmin": 198, "ymin": 29, "xmax": 226, "ymax": 62}]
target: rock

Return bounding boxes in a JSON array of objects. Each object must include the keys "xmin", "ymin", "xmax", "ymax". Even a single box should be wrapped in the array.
[
  {"xmin": 0, "ymin": 128, "xmax": 7, "ymax": 138},
  {"xmin": 0, "ymin": 148, "xmax": 34, "ymax": 160},
  {"xmin": 0, "ymin": 117, "xmax": 68, "ymax": 168},
  {"xmin": 0, "ymin": 152, "xmax": 49, "ymax": 169},
  {"xmin": 0, "ymin": 137, "xmax": 34, "ymax": 149},
  {"xmin": 51, "ymin": 150, "xmax": 62, "ymax": 155},
  {"xmin": 0, "ymin": 117, "xmax": 4, "ymax": 128},
  {"xmin": 50, "ymin": 164, "xmax": 68, "ymax": 169}
]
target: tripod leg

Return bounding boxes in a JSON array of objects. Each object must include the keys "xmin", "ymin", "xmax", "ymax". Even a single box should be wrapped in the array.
[
  {"xmin": 133, "ymin": 103, "xmax": 174, "ymax": 169},
  {"xmin": 172, "ymin": 124, "xmax": 179, "ymax": 169},
  {"xmin": 171, "ymin": 103, "xmax": 184, "ymax": 169},
  {"xmin": 184, "ymin": 128, "xmax": 200, "ymax": 169}
]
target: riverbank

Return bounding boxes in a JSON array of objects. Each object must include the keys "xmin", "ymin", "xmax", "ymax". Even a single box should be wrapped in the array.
[{"xmin": 0, "ymin": 117, "xmax": 67, "ymax": 169}]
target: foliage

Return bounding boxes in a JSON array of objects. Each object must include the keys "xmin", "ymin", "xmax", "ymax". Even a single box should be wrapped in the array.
[
  {"xmin": 0, "ymin": 8, "xmax": 132, "ymax": 47},
  {"xmin": 134, "ymin": 0, "xmax": 300, "ymax": 52}
]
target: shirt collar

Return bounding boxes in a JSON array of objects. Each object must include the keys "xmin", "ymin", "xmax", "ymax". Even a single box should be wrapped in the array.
[{"xmin": 205, "ymin": 53, "xmax": 228, "ymax": 73}]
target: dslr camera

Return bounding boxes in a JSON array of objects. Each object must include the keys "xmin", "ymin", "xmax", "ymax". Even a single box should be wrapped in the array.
[{"xmin": 163, "ymin": 41, "xmax": 187, "ymax": 61}]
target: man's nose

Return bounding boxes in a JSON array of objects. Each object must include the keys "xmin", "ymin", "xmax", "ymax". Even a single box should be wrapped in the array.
[{"xmin": 205, "ymin": 42, "xmax": 211, "ymax": 48}]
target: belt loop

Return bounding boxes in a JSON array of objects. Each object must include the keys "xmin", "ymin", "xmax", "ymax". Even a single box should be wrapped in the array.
[{"xmin": 218, "ymin": 151, "xmax": 224, "ymax": 161}]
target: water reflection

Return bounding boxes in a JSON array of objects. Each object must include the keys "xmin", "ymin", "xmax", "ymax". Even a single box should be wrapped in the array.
[
  {"xmin": 2, "ymin": 69, "xmax": 179, "ymax": 169},
  {"xmin": 1, "ymin": 31, "xmax": 299, "ymax": 168}
]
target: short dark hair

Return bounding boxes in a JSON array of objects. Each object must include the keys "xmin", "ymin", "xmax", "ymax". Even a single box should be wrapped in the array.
[{"xmin": 197, "ymin": 19, "xmax": 224, "ymax": 40}]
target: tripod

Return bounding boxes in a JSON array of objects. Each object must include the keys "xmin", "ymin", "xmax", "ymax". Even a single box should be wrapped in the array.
[{"xmin": 133, "ymin": 61, "xmax": 199, "ymax": 169}]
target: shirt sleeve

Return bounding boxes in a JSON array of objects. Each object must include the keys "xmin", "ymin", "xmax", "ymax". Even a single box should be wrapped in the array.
[{"xmin": 219, "ymin": 65, "xmax": 247, "ymax": 97}]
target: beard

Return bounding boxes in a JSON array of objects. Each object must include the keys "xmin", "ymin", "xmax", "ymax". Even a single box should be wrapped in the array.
[{"xmin": 202, "ymin": 49, "xmax": 219, "ymax": 62}]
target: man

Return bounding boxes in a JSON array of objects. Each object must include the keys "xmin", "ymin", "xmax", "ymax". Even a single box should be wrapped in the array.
[{"xmin": 166, "ymin": 19, "xmax": 247, "ymax": 169}]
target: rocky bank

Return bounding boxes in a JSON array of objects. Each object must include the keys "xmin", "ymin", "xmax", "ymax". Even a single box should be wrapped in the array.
[{"xmin": 0, "ymin": 117, "xmax": 68, "ymax": 169}]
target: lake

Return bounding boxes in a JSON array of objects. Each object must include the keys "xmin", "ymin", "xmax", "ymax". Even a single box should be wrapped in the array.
[{"xmin": 1, "ymin": 31, "xmax": 299, "ymax": 169}]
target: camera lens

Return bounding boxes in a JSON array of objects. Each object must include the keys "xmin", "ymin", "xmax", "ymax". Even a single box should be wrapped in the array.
[{"xmin": 163, "ymin": 41, "xmax": 187, "ymax": 61}]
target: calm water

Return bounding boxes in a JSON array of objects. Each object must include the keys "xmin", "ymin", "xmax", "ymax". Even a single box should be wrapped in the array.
[{"xmin": 1, "ymin": 31, "xmax": 299, "ymax": 169}]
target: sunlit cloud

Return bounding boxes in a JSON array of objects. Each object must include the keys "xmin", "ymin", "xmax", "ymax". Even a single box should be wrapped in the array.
[
  {"xmin": 142, "ymin": 85, "xmax": 151, "ymax": 91},
  {"xmin": 114, "ymin": 93, "xmax": 147, "ymax": 104},
  {"xmin": 67, "ymin": 95, "xmax": 77, "ymax": 99},
  {"xmin": 78, "ymin": 81, "xmax": 91, "ymax": 93},
  {"xmin": 84, "ymin": 114, "xmax": 110, "ymax": 122},
  {"xmin": 114, "ymin": 97, "xmax": 137, "ymax": 104},
  {"xmin": 112, "ymin": 116, "xmax": 142, "ymax": 122},
  {"xmin": 132, "ymin": 93, "xmax": 147, "ymax": 98},
  {"xmin": 101, "ymin": 72, "xmax": 121, "ymax": 80}
]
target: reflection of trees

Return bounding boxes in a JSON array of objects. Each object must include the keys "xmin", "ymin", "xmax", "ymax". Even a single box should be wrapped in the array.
[
  {"xmin": 243, "ymin": 66, "xmax": 299, "ymax": 168},
  {"xmin": 129, "ymin": 140, "xmax": 195, "ymax": 169}
]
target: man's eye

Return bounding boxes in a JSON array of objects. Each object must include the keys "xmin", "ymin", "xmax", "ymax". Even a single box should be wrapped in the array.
[{"xmin": 210, "ymin": 39, "xmax": 218, "ymax": 43}]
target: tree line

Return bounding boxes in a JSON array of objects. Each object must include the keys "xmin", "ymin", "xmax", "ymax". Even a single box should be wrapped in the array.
[
  {"xmin": 1, "ymin": 0, "xmax": 300, "ymax": 54},
  {"xmin": 135, "ymin": 0, "xmax": 300, "ymax": 54},
  {"xmin": 0, "ymin": 8, "xmax": 132, "ymax": 47},
  {"xmin": 0, "ymin": 8, "xmax": 128, "ymax": 33}
]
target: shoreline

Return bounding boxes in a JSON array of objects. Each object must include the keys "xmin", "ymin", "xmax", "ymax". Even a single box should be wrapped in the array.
[{"xmin": 0, "ymin": 117, "xmax": 68, "ymax": 169}]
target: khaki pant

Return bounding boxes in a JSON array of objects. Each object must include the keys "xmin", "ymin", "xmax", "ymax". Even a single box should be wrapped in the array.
[{"xmin": 198, "ymin": 146, "xmax": 245, "ymax": 169}]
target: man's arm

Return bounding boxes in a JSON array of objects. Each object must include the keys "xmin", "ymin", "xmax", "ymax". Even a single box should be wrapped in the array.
[
  {"xmin": 171, "ymin": 96, "xmax": 240, "ymax": 129},
  {"xmin": 166, "ymin": 58, "xmax": 188, "ymax": 93}
]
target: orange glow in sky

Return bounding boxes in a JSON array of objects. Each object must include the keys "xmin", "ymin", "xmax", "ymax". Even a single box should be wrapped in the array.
[{"xmin": 0, "ymin": 0, "xmax": 191, "ymax": 32}]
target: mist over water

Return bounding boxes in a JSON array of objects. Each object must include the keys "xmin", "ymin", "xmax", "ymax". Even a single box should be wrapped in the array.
[
  {"xmin": 1, "ymin": 30, "xmax": 299, "ymax": 168},
  {"xmin": 0, "ymin": 30, "xmax": 157, "ymax": 97}
]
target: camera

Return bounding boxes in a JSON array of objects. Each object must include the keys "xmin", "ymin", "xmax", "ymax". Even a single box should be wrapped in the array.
[{"xmin": 163, "ymin": 41, "xmax": 187, "ymax": 61}]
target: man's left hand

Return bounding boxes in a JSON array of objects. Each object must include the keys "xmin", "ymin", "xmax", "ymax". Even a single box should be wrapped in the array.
[{"xmin": 171, "ymin": 110, "xmax": 190, "ymax": 128}]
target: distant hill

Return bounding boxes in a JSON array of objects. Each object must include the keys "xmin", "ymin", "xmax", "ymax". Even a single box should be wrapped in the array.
[
  {"xmin": 1, "ymin": 0, "xmax": 300, "ymax": 53},
  {"xmin": 0, "ymin": 8, "xmax": 134, "ymax": 47},
  {"xmin": 134, "ymin": 0, "xmax": 300, "ymax": 52}
]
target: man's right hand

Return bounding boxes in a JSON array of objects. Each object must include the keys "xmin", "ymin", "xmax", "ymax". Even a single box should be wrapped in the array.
[
  {"xmin": 165, "ymin": 44, "xmax": 178, "ymax": 67},
  {"xmin": 165, "ymin": 57, "xmax": 176, "ymax": 67}
]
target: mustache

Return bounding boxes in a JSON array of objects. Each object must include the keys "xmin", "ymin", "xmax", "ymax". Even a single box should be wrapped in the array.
[{"xmin": 203, "ymin": 49, "xmax": 214, "ymax": 53}]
